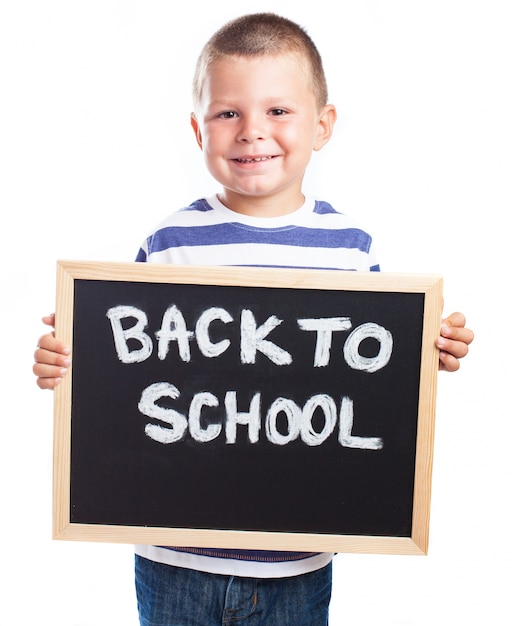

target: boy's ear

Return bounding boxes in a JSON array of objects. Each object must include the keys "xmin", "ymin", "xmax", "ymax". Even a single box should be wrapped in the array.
[
  {"xmin": 190, "ymin": 113, "xmax": 203, "ymax": 150},
  {"xmin": 313, "ymin": 104, "xmax": 337, "ymax": 151}
]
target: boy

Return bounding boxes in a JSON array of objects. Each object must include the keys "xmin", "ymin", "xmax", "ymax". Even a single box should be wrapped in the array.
[{"xmin": 33, "ymin": 13, "xmax": 473, "ymax": 626}]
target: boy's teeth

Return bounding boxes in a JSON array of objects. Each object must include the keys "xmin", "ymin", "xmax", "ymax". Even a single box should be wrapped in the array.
[{"xmin": 238, "ymin": 156, "xmax": 271, "ymax": 163}]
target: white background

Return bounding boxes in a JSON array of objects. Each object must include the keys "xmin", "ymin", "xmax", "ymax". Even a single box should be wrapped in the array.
[{"xmin": 1, "ymin": 1, "xmax": 510, "ymax": 624}]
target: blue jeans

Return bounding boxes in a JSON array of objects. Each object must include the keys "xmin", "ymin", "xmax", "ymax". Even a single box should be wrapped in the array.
[{"xmin": 135, "ymin": 555, "xmax": 332, "ymax": 625}]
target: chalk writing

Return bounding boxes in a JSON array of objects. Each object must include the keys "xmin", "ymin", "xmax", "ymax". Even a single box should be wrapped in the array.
[
  {"xmin": 106, "ymin": 305, "xmax": 392, "ymax": 370},
  {"xmin": 106, "ymin": 304, "xmax": 392, "ymax": 450}
]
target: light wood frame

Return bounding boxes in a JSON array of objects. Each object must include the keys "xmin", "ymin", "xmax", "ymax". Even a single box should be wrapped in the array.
[{"xmin": 53, "ymin": 260, "xmax": 443, "ymax": 556}]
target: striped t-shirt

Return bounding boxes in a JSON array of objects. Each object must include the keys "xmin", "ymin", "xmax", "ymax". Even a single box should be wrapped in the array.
[{"xmin": 135, "ymin": 195, "xmax": 379, "ymax": 272}]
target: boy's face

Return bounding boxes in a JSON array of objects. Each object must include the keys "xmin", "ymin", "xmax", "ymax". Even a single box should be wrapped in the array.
[{"xmin": 191, "ymin": 53, "xmax": 336, "ymax": 216}]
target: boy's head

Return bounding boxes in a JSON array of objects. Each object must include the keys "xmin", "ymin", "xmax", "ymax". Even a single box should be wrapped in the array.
[
  {"xmin": 190, "ymin": 13, "xmax": 336, "ymax": 216},
  {"xmin": 192, "ymin": 13, "xmax": 328, "ymax": 111}
]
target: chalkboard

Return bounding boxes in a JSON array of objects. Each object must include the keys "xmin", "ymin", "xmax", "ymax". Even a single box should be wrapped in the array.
[{"xmin": 53, "ymin": 261, "xmax": 443, "ymax": 555}]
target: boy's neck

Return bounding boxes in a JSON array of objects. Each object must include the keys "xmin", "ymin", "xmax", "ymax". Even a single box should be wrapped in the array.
[{"xmin": 217, "ymin": 189, "xmax": 306, "ymax": 218}]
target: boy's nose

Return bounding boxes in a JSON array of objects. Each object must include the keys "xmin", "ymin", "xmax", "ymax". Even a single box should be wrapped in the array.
[{"xmin": 236, "ymin": 115, "xmax": 266, "ymax": 142}]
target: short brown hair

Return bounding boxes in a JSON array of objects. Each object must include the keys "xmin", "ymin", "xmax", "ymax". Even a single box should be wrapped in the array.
[{"xmin": 192, "ymin": 13, "xmax": 328, "ymax": 110}]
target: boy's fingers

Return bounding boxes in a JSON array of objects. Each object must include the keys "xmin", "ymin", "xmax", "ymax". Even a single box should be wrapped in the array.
[
  {"xmin": 33, "ymin": 362, "xmax": 68, "ymax": 380},
  {"xmin": 35, "ymin": 374, "xmax": 64, "ymax": 390},
  {"xmin": 442, "ymin": 311, "xmax": 466, "ymax": 328},
  {"xmin": 437, "ymin": 336, "xmax": 469, "ymax": 360},
  {"xmin": 33, "ymin": 331, "xmax": 71, "ymax": 390},
  {"xmin": 42, "ymin": 313, "xmax": 56, "ymax": 327},
  {"xmin": 438, "ymin": 328, "xmax": 474, "ymax": 356},
  {"xmin": 35, "ymin": 333, "xmax": 70, "ymax": 357},
  {"xmin": 36, "ymin": 333, "xmax": 57, "ymax": 351},
  {"xmin": 439, "ymin": 313, "xmax": 474, "ymax": 349},
  {"xmin": 441, "ymin": 313, "xmax": 474, "ymax": 343},
  {"xmin": 34, "ymin": 345, "xmax": 71, "ymax": 368},
  {"xmin": 438, "ymin": 350, "xmax": 460, "ymax": 372},
  {"xmin": 436, "ymin": 312, "xmax": 474, "ymax": 372}
]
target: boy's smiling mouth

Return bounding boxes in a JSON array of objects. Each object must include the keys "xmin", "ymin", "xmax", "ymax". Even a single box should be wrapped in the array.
[{"xmin": 233, "ymin": 155, "xmax": 277, "ymax": 164}]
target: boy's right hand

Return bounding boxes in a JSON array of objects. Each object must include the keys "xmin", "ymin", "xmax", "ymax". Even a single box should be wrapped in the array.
[{"xmin": 33, "ymin": 314, "xmax": 71, "ymax": 389}]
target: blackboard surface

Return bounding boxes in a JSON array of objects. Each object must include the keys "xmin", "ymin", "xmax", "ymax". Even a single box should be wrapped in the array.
[{"xmin": 53, "ymin": 261, "xmax": 442, "ymax": 554}]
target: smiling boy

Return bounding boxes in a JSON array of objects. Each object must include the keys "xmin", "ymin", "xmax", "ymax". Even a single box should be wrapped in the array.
[{"xmin": 34, "ymin": 13, "xmax": 473, "ymax": 625}]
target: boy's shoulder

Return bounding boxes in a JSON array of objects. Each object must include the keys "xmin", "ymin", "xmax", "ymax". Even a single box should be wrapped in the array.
[
  {"xmin": 148, "ymin": 198, "xmax": 218, "ymax": 231},
  {"xmin": 168, "ymin": 197, "xmax": 214, "ymax": 219}
]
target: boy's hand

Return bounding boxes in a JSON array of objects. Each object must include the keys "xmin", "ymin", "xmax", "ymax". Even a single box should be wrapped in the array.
[
  {"xmin": 436, "ymin": 312, "xmax": 474, "ymax": 372},
  {"xmin": 33, "ymin": 314, "xmax": 71, "ymax": 389}
]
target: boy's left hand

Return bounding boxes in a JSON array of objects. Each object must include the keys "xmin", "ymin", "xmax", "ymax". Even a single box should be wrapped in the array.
[{"xmin": 437, "ymin": 312, "xmax": 474, "ymax": 372}]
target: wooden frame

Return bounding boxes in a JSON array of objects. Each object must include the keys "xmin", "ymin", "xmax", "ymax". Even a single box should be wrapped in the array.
[{"xmin": 53, "ymin": 260, "xmax": 443, "ymax": 555}]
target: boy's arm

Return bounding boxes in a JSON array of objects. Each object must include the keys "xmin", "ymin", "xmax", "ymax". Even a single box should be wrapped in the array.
[
  {"xmin": 33, "ymin": 314, "xmax": 71, "ymax": 389},
  {"xmin": 437, "ymin": 312, "xmax": 474, "ymax": 372}
]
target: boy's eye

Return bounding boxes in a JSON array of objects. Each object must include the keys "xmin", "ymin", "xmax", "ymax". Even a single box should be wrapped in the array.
[
  {"xmin": 269, "ymin": 108, "xmax": 287, "ymax": 116},
  {"xmin": 218, "ymin": 111, "xmax": 238, "ymax": 119}
]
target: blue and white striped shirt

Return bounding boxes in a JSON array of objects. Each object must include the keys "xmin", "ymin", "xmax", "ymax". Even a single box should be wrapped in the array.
[{"xmin": 136, "ymin": 195, "xmax": 379, "ymax": 272}]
